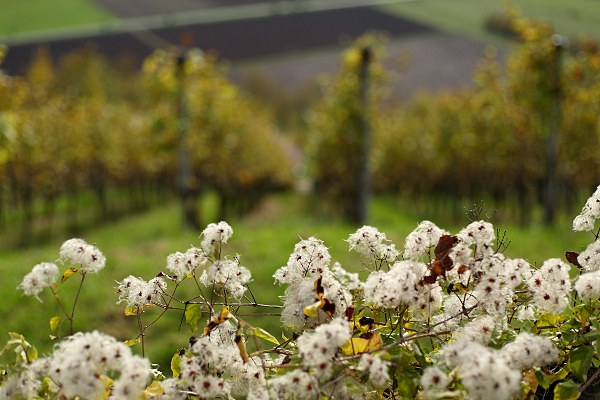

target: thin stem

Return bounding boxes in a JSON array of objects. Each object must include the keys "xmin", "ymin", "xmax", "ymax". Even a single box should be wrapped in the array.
[
  {"xmin": 193, "ymin": 274, "xmax": 215, "ymax": 313},
  {"xmin": 385, "ymin": 330, "xmax": 452, "ymax": 354},
  {"xmin": 50, "ymin": 286, "xmax": 70, "ymax": 320},
  {"xmin": 139, "ymin": 283, "xmax": 182, "ymax": 336},
  {"xmin": 187, "ymin": 301, "xmax": 282, "ymax": 308},
  {"xmin": 233, "ymin": 312, "xmax": 281, "ymax": 317},
  {"xmin": 136, "ymin": 307, "xmax": 145, "ymax": 357},
  {"xmin": 385, "ymin": 307, "xmax": 406, "ymax": 341},
  {"xmin": 70, "ymin": 272, "xmax": 86, "ymax": 335}
]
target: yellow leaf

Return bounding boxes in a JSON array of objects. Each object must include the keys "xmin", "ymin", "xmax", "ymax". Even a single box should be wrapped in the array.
[
  {"xmin": 61, "ymin": 267, "xmax": 78, "ymax": 283},
  {"xmin": 124, "ymin": 304, "xmax": 156, "ymax": 316},
  {"xmin": 49, "ymin": 316, "xmax": 62, "ymax": 334},
  {"xmin": 523, "ymin": 369, "xmax": 539, "ymax": 396},
  {"xmin": 303, "ymin": 301, "xmax": 321, "ymax": 318},
  {"xmin": 99, "ymin": 375, "xmax": 113, "ymax": 400},
  {"xmin": 341, "ymin": 332, "xmax": 383, "ymax": 355},
  {"xmin": 124, "ymin": 306, "xmax": 139, "ymax": 316},
  {"xmin": 247, "ymin": 327, "xmax": 280, "ymax": 345},
  {"xmin": 145, "ymin": 380, "xmax": 165, "ymax": 396},
  {"xmin": 171, "ymin": 350, "xmax": 183, "ymax": 377},
  {"xmin": 235, "ymin": 327, "xmax": 249, "ymax": 363},
  {"xmin": 341, "ymin": 338, "xmax": 369, "ymax": 355},
  {"xmin": 124, "ymin": 338, "xmax": 142, "ymax": 347},
  {"xmin": 204, "ymin": 306, "xmax": 230, "ymax": 336}
]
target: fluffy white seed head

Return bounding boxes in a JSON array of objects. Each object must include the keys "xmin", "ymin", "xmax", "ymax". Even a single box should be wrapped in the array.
[
  {"xmin": 166, "ymin": 247, "xmax": 208, "ymax": 279},
  {"xmin": 200, "ymin": 258, "xmax": 252, "ymax": 299},
  {"xmin": 201, "ymin": 221, "xmax": 233, "ymax": 254},
  {"xmin": 297, "ymin": 318, "xmax": 351, "ymax": 370},
  {"xmin": 527, "ymin": 258, "xmax": 571, "ymax": 314},
  {"xmin": 577, "ymin": 240, "xmax": 600, "ymax": 272},
  {"xmin": 59, "ymin": 238, "xmax": 106, "ymax": 273},
  {"xmin": 357, "ymin": 354, "xmax": 390, "ymax": 387},
  {"xmin": 500, "ymin": 332, "xmax": 558, "ymax": 370},
  {"xmin": 116, "ymin": 275, "xmax": 167, "ymax": 308},
  {"xmin": 274, "ymin": 237, "xmax": 331, "ymax": 285},
  {"xmin": 403, "ymin": 221, "xmax": 448, "ymax": 260},
  {"xmin": 575, "ymin": 270, "xmax": 600, "ymax": 300},
  {"xmin": 18, "ymin": 262, "xmax": 59, "ymax": 300}
]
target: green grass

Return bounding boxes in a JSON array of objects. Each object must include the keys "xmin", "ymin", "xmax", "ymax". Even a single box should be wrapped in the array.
[
  {"xmin": 0, "ymin": 192, "xmax": 591, "ymax": 370},
  {"xmin": 0, "ymin": 0, "xmax": 114, "ymax": 36},
  {"xmin": 379, "ymin": 0, "xmax": 600, "ymax": 44}
]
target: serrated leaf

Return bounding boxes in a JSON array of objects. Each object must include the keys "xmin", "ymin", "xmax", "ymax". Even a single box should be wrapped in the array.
[
  {"xmin": 171, "ymin": 351, "xmax": 182, "ymax": 378},
  {"xmin": 185, "ymin": 304, "xmax": 203, "ymax": 333},
  {"xmin": 124, "ymin": 338, "xmax": 142, "ymax": 347},
  {"xmin": 145, "ymin": 380, "xmax": 165, "ymax": 396},
  {"xmin": 61, "ymin": 267, "xmax": 78, "ymax": 283},
  {"xmin": 554, "ymin": 380, "xmax": 581, "ymax": 400},
  {"xmin": 49, "ymin": 316, "xmax": 62, "ymax": 335},
  {"xmin": 570, "ymin": 346, "xmax": 594, "ymax": 382},
  {"xmin": 247, "ymin": 327, "xmax": 280, "ymax": 345}
]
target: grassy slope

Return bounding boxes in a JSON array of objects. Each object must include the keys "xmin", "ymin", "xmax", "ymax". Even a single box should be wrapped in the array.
[
  {"xmin": 0, "ymin": 192, "xmax": 591, "ymax": 369},
  {"xmin": 378, "ymin": 0, "xmax": 600, "ymax": 44},
  {"xmin": 0, "ymin": 0, "xmax": 114, "ymax": 36}
]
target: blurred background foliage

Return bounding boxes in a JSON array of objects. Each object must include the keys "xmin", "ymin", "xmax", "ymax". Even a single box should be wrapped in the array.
[
  {"xmin": 0, "ymin": 44, "xmax": 293, "ymax": 246},
  {"xmin": 308, "ymin": 6, "xmax": 600, "ymax": 225}
]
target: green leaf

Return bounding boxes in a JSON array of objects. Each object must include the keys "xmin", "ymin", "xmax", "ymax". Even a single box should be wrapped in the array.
[
  {"xmin": 247, "ymin": 327, "xmax": 280, "ymax": 345},
  {"xmin": 5, "ymin": 332, "xmax": 37, "ymax": 364},
  {"xmin": 39, "ymin": 376, "xmax": 55, "ymax": 397},
  {"xmin": 554, "ymin": 380, "xmax": 581, "ymax": 400},
  {"xmin": 184, "ymin": 304, "xmax": 203, "ymax": 333},
  {"xmin": 395, "ymin": 364, "xmax": 420, "ymax": 398},
  {"xmin": 61, "ymin": 267, "xmax": 78, "ymax": 283},
  {"xmin": 573, "ymin": 331, "xmax": 600, "ymax": 347},
  {"xmin": 8, "ymin": 332, "xmax": 25, "ymax": 341},
  {"xmin": 535, "ymin": 367, "xmax": 551, "ymax": 389},
  {"xmin": 570, "ymin": 346, "xmax": 594, "ymax": 382},
  {"xmin": 411, "ymin": 341, "xmax": 427, "ymax": 367},
  {"xmin": 25, "ymin": 345, "xmax": 38, "ymax": 361},
  {"xmin": 171, "ymin": 350, "xmax": 182, "ymax": 378}
]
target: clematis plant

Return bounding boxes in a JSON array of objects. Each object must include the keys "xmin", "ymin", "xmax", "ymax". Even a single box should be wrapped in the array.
[{"xmin": 3, "ymin": 186, "xmax": 600, "ymax": 399}]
